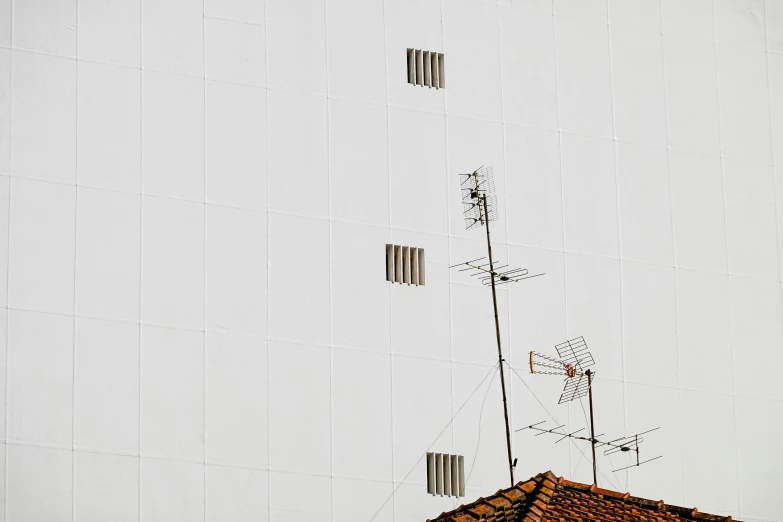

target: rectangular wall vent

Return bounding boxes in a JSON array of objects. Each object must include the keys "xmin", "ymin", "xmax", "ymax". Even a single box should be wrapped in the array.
[
  {"xmin": 426, "ymin": 452, "xmax": 464, "ymax": 497},
  {"xmin": 386, "ymin": 244, "xmax": 425, "ymax": 286},
  {"xmin": 407, "ymin": 49, "xmax": 445, "ymax": 89}
]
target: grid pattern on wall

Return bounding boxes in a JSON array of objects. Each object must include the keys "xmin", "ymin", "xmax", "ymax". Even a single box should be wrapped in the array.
[{"xmin": 0, "ymin": 1, "xmax": 783, "ymax": 522}]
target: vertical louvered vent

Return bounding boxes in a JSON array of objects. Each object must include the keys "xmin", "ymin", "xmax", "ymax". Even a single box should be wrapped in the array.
[
  {"xmin": 386, "ymin": 244, "xmax": 425, "ymax": 286},
  {"xmin": 426, "ymin": 453, "xmax": 464, "ymax": 497},
  {"xmin": 407, "ymin": 49, "xmax": 445, "ymax": 89}
]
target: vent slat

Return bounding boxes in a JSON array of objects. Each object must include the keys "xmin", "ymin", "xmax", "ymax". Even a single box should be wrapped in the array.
[
  {"xmin": 438, "ymin": 53, "xmax": 445, "ymax": 89},
  {"xmin": 435, "ymin": 453, "xmax": 443, "ymax": 496},
  {"xmin": 450, "ymin": 454, "xmax": 459, "ymax": 495},
  {"xmin": 418, "ymin": 248, "xmax": 425, "ymax": 285},
  {"xmin": 415, "ymin": 50, "xmax": 423, "ymax": 86},
  {"xmin": 394, "ymin": 245, "xmax": 402, "ymax": 283},
  {"xmin": 407, "ymin": 48, "xmax": 416, "ymax": 84},
  {"xmin": 411, "ymin": 247, "xmax": 419, "ymax": 285},
  {"xmin": 458, "ymin": 455, "xmax": 465, "ymax": 497},
  {"xmin": 443, "ymin": 453, "xmax": 451, "ymax": 496},
  {"xmin": 431, "ymin": 52, "xmax": 440, "ymax": 89},
  {"xmin": 426, "ymin": 452, "xmax": 435, "ymax": 494},
  {"xmin": 386, "ymin": 244, "xmax": 394, "ymax": 282},
  {"xmin": 402, "ymin": 246, "xmax": 411, "ymax": 284},
  {"xmin": 424, "ymin": 51, "xmax": 432, "ymax": 87}
]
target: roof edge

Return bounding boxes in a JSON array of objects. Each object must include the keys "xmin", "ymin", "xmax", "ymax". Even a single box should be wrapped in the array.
[
  {"xmin": 428, "ymin": 471, "xmax": 741, "ymax": 522},
  {"xmin": 427, "ymin": 471, "xmax": 560, "ymax": 522}
]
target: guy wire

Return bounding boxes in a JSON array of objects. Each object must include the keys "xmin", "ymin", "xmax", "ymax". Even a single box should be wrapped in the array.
[
  {"xmin": 367, "ymin": 362, "xmax": 500, "ymax": 522},
  {"xmin": 571, "ymin": 398, "xmax": 590, "ymax": 476},
  {"xmin": 466, "ymin": 366, "xmax": 500, "ymax": 485},
  {"xmin": 505, "ymin": 362, "xmax": 623, "ymax": 492}
]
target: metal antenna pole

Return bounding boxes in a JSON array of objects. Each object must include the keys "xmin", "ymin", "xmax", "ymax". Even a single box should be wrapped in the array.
[
  {"xmin": 587, "ymin": 369, "xmax": 597, "ymax": 486},
  {"xmin": 524, "ymin": 347, "xmax": 663, "ymax": 478},
  {"xmin": 482, "ymin": 194, "xmax": 515, "ymax": 487},
  {"xmin": 454, "ymin": 167, "xmax": 543, "ymax": 487},
  {"xmin": 635, "ymin": 434, "xmax": 639, "ymax": 466}
]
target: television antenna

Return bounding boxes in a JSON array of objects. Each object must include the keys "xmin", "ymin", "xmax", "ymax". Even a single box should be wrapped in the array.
[
  {"xmin": 520, "ymin": 337, "xmax": 662, "ymax": 485},
  {"xmin": 449, "ymin": 166, "xmax": 543, "ymax": 487}
]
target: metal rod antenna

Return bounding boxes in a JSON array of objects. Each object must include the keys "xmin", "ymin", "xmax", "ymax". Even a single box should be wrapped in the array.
[
  {"xmin": 587, "ymin": 369, "xmax": 597, "ymax": 486},
  {"xmin": 454, "ymin": 166, "xmax": 543, "ymax": 486},
  {"xmin": 525, "ymin": 343, "xmax": 662, "ymax": 480},
  {"xmin": 482, "ymin": 193, "xmax": 515, "ymax": 487},
  {"xmin": 636, "ymin": 434, "xmax": 639, "ymax": 466}
]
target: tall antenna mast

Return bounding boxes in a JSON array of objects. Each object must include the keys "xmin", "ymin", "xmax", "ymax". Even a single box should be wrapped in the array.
[
  {"xmin": 450, "ymin": 166, "xmax": 543, "ymax": 487},
  {"xmin": 482, "ymin": 187, "xmax": 514, "ymax": 488},
  {"xmin": 524, "ymin": 337, "xmax": 662, "ymax": 485}
]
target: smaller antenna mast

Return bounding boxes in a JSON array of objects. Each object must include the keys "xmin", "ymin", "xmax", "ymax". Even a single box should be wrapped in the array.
[{"xmin": 524, "ymin": 337, "xmax": 662, "ymax": 486}]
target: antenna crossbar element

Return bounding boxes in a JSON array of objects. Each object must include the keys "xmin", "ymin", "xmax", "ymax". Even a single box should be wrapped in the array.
[
  {"xmin": 597, "ymin": 427, "xmax": 660, "ymax": 450},
  {"xmin": 533, "ymin": 424, "xmax": 565, "ymax": 436},
  {"xmin": 613, "ymin": 455, "xmax": 663, "ymax": 472},
  {"xmin": 555, "ymin": 428, "xmax": 584, "ymax": 444},
  {"xmin": 516, "ymin": 421, "xmax": 595, "ymax": 444},
  {"xmin": 604, "ymin": 438, "xmax": 646, "ymax": 455}
]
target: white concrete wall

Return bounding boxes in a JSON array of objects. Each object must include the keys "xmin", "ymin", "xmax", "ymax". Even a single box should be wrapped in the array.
[{"xmin": 0, "ymin": 0, "xmax": 782, "ymax": 521}]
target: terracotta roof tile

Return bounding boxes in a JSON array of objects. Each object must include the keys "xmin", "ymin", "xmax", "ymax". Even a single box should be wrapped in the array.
[{"xmin": 427, "ymin": 471, "xmax": 741, "ymax": 522}]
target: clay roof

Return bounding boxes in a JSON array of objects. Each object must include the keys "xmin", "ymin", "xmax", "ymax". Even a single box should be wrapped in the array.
[{"xmin": 428, "ymin": 471, "xmax": 739, "ymax": 522}]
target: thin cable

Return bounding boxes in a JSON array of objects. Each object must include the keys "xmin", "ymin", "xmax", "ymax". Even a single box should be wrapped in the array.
[
  {"xmin": 574, "ymin": 422, "xmax": 585, "ymax": 476},
  {"xmin": 466, "ymin": 366, "xmax": 499, "ymax": 485},
  {"xmin": 624, "ymin": 453, "xmax": 630, "ymax": 491},
  {"xmin": 511, "ymin": 363, "xmax": 621, "ymax": 492},
  {"xmin": 367, "ymin": 362, "xmax": 499, "ymax": 522},
  {"xmin": 571, "ymin": 398, "xmax": 590, "ymax": 477},
  {"xmin": 572, "ymin": 442, "xmax": 586, "ymax": 477},
  {"xmin": 604, "ymin": 451, "xmax": 627, "ymax": 489},
  {"xmin": 511, "ymin": 364, "xmax": 620, "ymax": 492},
  {"xmin": 582, "ymin": 397, "xmax": 628, "ymax": 488},
  {"xmin": 505, "ymin": 363, "xmax": 623, "ymax": 492},
  {"xmin": 578, "ymin": 398, "xmax": 590, "ymax": 432},
  {"xmin": 577, "ymin": 398, "xmax": 628, "ymax": 491}
]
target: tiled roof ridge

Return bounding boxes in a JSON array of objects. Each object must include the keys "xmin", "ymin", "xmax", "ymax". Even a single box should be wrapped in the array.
[
  {"xmin": 427, "ymin": 471, "xmax": 741, "ymax": 522},
  {"xmin": 555, "ymin": 476, "xmax": 739, "ymax": 522},
  {"xmin": 426, "ymin": 470, "xmax": 560, "ymax": 522}
]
